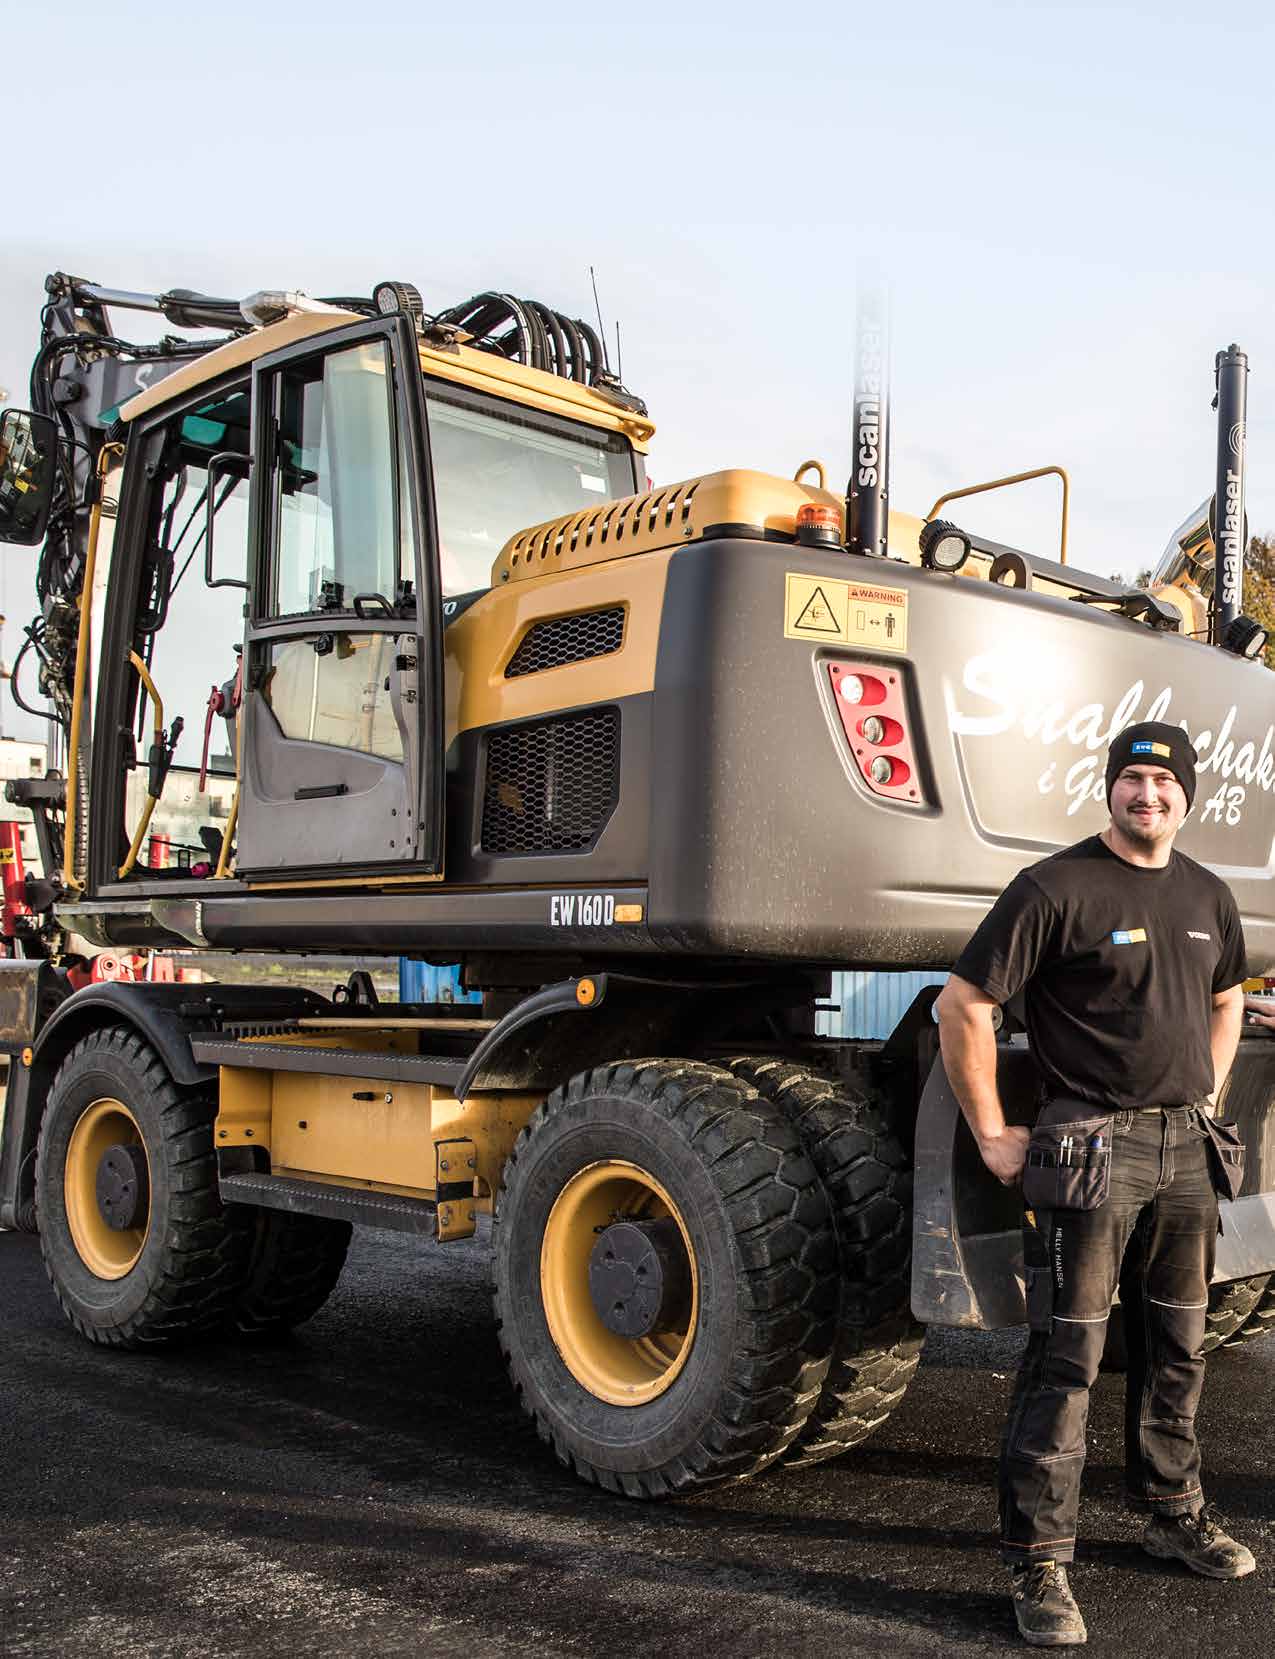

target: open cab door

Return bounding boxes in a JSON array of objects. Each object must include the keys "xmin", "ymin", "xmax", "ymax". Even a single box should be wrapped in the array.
[{"xmin": 235, "ymin": 315, "xmax": 444, "ymax": 881}]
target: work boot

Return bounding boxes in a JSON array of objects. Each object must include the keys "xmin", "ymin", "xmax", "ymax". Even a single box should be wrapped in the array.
[
  {"xmin": 1009, "ymin": 1561, "xmax": 1087, "ymax": 1647},
  {"xmin": 1143, "ymin": 1505, "xmax": 1256, "ymax": 1579}
]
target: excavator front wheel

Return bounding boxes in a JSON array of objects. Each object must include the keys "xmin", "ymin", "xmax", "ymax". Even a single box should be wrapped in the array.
[
  {"xmin": 63, "ymin": 1096, "xmax": 150, "ymax": 1279},
  {"xmin": 37, "ymin": 1026, "xmax": 249, "ymax": 1348}
]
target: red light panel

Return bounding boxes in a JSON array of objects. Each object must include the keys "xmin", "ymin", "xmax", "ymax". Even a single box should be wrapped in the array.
[{"xmin": 827, "ymin": 661, "xmax": 924, "ymax": 804}]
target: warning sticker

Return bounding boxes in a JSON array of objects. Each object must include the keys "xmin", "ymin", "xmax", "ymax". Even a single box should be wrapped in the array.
[
  {"xmin": 785, "ymin": 575, "xmax": 848, "ymax": 639},
  {"xmin": 0, "ymin": 848, "xmax": 13, "ymax": 864},
  {"xmin": 784, "ymin": 573, "xmax": 908, "ymax": 652}
]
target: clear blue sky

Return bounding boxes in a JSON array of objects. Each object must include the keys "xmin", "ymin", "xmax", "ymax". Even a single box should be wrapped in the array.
[{"xmin": 3, "ymin": 0, "xmax": 1274, "ymax": 734}]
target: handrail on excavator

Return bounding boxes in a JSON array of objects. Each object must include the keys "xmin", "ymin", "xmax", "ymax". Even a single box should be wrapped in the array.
[{"xmin": 925, "ymin": 464, "xmax": 1070, "ymax": 565}]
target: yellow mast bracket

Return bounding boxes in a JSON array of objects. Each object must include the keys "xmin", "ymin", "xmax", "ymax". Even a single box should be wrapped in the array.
[{"xmin": 925, "ymin": 464, "xmax": 1070, "ymax": 565}]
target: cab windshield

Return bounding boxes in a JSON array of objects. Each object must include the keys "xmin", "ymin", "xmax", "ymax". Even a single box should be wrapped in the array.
[{"xmin": 425, "ymin": 388, "xmax": 638, "ymax": 596}]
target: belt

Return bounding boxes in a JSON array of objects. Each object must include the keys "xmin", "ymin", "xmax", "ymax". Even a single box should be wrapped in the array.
[{"xmin": 1041, "ymin": 1094, "xmax": 1198, "ymax": 1115}]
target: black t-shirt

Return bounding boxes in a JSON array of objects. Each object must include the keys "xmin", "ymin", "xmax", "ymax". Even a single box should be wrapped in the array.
[{"xmin": 952, "ymin": 835, "xmax": 1247, "ymax": 1110}]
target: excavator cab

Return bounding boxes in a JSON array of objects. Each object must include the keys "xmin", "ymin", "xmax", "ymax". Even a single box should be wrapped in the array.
[{"xmin": 17, "ymin": 286, "xmax": 647, "ymax": 902}]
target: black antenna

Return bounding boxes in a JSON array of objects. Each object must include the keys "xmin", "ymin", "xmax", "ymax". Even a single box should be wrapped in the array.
[
  {"xmin": 847, "ymin": 266, "xmax": 891, "ymax": 559},
  {"xmin": 1211, "ymin": 343, "xmax": 1248, "ymax": 645},
  {"xmin": 615, "ymin": 320, "xmax": 623, "ymax": 383},
  {"xmin": 589, "ymin": 265, "xmax": 612, "ymax": 373}
]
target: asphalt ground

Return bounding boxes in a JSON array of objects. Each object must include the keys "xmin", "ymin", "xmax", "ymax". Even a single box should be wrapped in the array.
[{"xmin": 3, "ymin": 1223, "xmax": 1275, "ymax": 1658}]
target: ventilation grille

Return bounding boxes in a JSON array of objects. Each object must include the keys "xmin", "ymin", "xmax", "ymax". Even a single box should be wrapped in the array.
[
  {"xmin": 505, "ymin": 607, "xmax": 625, "ymax": 678},
  {"xmin": 481, "ymin": 709, "xmax": 620, "ymax": 855},
  {"xmin": 506, "ymin": 480, "xmax": 699, "ymax": 573}
]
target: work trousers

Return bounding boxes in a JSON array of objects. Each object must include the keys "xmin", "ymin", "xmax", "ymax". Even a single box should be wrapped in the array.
[{"xmin": 999, "ymin": 1105, "xmax": 1219, "ymax": 1565}]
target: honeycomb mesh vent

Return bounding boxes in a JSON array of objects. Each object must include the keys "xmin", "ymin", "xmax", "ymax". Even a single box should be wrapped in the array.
[
  {"xmin": 481, "ymin": 709, "xmax": 620, "ymax": 854},
  {"xmin": 505, "ymin": 607, "xmax": 625, "ymax": 678}
]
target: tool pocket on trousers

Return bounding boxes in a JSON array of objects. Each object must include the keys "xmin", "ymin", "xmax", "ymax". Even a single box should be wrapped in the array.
[
  {"xmin": 1022, "ymin": 1113, "xmax": 1113, "ymax": 1211},
  {"xmin": 1195, "ymin": 1110, "xmax": 1246, "ymax": 1201}
]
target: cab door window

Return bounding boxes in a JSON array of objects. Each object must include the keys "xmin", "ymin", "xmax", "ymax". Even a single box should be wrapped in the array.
[
  {"xmin": 260, "ymin": 633, "xmax": 404, "ymax": 761},
  {"xmin": 235, "ymin": 323, "xmax": 436, "ymax": 877},
  {"xmin": 272, "ymin": 341, "xmax": 406, "ymax": 617}
]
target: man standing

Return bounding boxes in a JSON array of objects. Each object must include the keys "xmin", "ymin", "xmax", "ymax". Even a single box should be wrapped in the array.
[{"xmin": 935, "ymin": 720, "xmax": 1256, "ymax": 1648}]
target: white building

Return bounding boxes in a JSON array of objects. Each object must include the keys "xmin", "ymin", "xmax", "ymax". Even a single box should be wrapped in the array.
[{"xmin": 0, "ymin": 737, "xmax": 50, "ymax": 871}]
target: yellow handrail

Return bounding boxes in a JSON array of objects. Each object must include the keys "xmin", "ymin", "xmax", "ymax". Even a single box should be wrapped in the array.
[
  {"xmin": 118, "ymin": 652, "xmax": 164, "ymax": 879},
  {"xmin": 214, "ymin": 685, "xmax": 241, "ymax": 880},
  {"xmin": 793, "ymin": 459, "xmax": 826, "ymax": 490},
  {"xmin": 926, "ymin": 465, "xmax": 1070, "ymax": 565},
  {"xmin": 62, "ymin": 442, "xmax": 125, "ymax": 893}
]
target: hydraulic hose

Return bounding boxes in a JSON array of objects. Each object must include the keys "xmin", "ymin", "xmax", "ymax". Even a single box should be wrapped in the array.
[{"xmin": 435, "ymin": 293, "xmax": 609, "ymax": 384}]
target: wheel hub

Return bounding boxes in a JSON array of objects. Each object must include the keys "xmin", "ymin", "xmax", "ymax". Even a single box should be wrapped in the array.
[
  {"xmin": 64, "ymin": 1097, "xmax": 152, "ymax": 1280},
  {"xmin": 540, "ymin": 1159, "xmax": 699, "ymax": 1406},
  {"xmin": 95, "ymin": 1143, "xmax": 149, "ymax": 1231},
  {"xmin": 588, "ymin": 1218, "xmax": 692, "ymax": 1339}
]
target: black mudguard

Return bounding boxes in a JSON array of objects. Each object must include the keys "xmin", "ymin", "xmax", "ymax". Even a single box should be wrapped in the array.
[
  {"xmin": 458, "ymin": 970, "xmax": 816, "ymax": 1099},
  {"xmin": 0, "ymin": 979, "xmax": 330, "ymax": 1232}
]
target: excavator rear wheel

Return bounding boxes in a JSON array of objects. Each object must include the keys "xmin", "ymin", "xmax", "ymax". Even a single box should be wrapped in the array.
[
  {"xmin": 1101, "ymin": 1273, "xmax": 1273, "ymax": 1371},
  {"xmin": 724, "ymin": 1057, "xmax": 924, "ymax": 1468},
  {"xmin": 493, "ymin": 1058, "xmax": 839, "ymax": 1496},
  {"xmin": 1222, "ymin": 1276, "xmax": 1275, "ymax": 1349}
]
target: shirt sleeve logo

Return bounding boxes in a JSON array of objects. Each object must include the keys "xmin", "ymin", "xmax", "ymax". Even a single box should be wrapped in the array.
[{"xmin": 1111, "ymin": 927, "xmax": 1148, "ymax": 944}]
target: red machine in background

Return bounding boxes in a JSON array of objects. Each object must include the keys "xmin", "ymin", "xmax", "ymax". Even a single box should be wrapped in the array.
[
  {"xmin": 0, "ymin": 820, "xmax": 194, "ymax": 983},
  {"xmin": 0, "ymin": 822, "xmax": 34, "ymax": 959}
]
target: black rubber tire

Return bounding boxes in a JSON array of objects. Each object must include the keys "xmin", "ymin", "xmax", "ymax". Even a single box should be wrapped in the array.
[
  {"xmin": 1217, "ymin": 1274, "xmax": 1275, "ymax": 1350},
  {"xmin": 492, "ymin": 1057, "xmax": 839, "ymax": 1497},
  {"xmin": 1202, "ymin": 1274, "xmax": 1271, "ymax": 1352},
  {"xmin": 36, "ymin": 1026, "xmax": 249, "ymax": 1348},
  {"xmin": 1101, "ymin": 1273, "xmax": 1273, "ymax": 1371},
  {"xmin": 724, "ymin": 1056, "xmax": 924, "ymax": 1468},
  {"xmin": 230, "ymin": 1211, "xmax": 353, "ymax": 1338}
]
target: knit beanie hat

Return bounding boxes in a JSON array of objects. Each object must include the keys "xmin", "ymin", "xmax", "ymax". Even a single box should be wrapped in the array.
[{"xmin": 1105, "ymin": 720, "xmax": 1197, "ymax": 810}]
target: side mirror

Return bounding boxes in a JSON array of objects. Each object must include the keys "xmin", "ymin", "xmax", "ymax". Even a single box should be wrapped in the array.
[{"xmin": 0, "ymin": 409, "xmax": 59, "ymax": 547}]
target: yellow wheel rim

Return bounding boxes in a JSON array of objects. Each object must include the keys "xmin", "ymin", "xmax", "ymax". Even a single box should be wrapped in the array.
[
  {"xmin": 64, "ymin": 1098, "xmax": 150, "ymax": 1280},
  {"xmin": 540, "ymin": 1160, "xmax": 699, "ymax": 1407}
]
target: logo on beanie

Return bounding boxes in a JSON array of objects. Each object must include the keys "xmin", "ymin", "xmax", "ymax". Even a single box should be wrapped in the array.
[{"xmin": 1130, "ymin": 741, "xmax": 1172, "ymax": 758}]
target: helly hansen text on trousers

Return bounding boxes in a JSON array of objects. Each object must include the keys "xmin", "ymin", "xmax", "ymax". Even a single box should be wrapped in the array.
[{"xmin": 1000, "ymin": 1106, "xmax": 1219, "ymax": 1565}]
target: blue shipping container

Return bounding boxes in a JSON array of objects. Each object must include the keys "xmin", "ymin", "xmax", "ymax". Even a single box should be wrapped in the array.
[
  {"xmin": 816, "ymin": 971, "xmax": 947, "ymax": 1041},
  {"xmin": 398, "ymin": 960, "xmax": 483, "ymax": 1005}
]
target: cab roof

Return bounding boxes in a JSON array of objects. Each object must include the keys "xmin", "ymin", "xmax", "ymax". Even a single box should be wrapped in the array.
[{"xmin": 119, "ymin": 309, "xmax": 655, "ymax": 451}]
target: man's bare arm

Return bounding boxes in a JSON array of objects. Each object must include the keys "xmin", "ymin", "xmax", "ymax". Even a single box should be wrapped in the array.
[
  {"xmin": 934, "ymin": 973, "xmax": 1030, "ymax": 1184},
  {"xmin": 1209, "ymin": 984, "xmax": 1244, "ymax": 1106}
]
